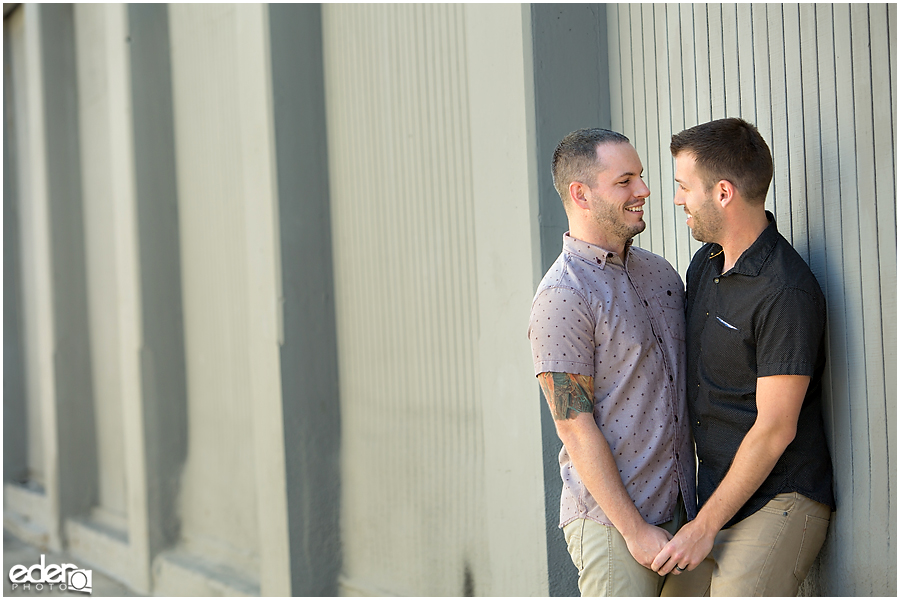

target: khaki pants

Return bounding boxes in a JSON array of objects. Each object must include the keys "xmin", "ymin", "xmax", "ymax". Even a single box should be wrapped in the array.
[
  {"xmin": 563, "ymin": 497, "xmax": 688, "ymax": 597},
  {"xmin": 661, "ymin": 492, "xmax": 831, "ymax": 597}
]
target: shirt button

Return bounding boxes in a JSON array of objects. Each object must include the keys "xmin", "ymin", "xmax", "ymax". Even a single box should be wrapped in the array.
[
  {"xmin": 699, "ymin": 458, "xmax": 703, "ymax": 464},
  {"xmin": 714, "ymin": 278, "xmax": 720, "ymax": 283}
]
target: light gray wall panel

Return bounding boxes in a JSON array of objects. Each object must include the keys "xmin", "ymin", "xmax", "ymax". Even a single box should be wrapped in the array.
[
  {"xmin": 607, "ymin": 3, "xmax": 896, "ymax": 595},
  {"xmin": 166, "ymin": 3, "xmax": 259, "ymax": 581},
  {"xmin": 72, "ymin": 4, "xmax": 127, "ymax": 525},
  {"xmin": 642, "ymin": 4, "xmax": 664, "ymax": 254},
  {"xmin": 464, "ymin": 5, "xmax": 549, "ymax": 593},
  {"xmin": 652, "ymin": 4, "xmax": 676, "ymax": 260},
  {"xmin": 670, "ymin": 5, "xmax": 701, "ymax": 276},
  {"xmin": 694, "ymin": 6, "xmax": 713, "ymax": 125},
  {"xmin": 323, "ymin": 5, "xmax": 487, "ymax": 596}
]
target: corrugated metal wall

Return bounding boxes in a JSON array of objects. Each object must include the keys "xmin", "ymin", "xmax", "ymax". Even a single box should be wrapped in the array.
[
  {"xmin": 321, "ymin": 5, "xmax": 488, "ymax": 595},
  {"xmin": 607, "ymin": 3, "xmax": 897, "ymax": 595}
]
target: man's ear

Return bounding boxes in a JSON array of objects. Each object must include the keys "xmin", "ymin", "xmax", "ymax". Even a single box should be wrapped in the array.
[
  {"xmin": 569, "ymin": 181, "xmax": 590, "ymax": 209},
  {"xmin": 716, "ymin": 179, "xmax": 737, "ymax": 207}
]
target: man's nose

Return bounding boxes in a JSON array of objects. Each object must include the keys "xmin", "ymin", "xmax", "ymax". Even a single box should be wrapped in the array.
[{"xmin": 636, "ymin": 181, "xmax": 650, "ymax": 198}]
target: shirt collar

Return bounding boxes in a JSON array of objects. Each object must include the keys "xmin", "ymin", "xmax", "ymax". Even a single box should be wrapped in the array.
[
  {"xmin": 562, "ymin": 232, "xmax": 632, "ymax": 269},
  {"xmin": 715, "ymin": 211, "xmax": 779, "ymax": 277}
]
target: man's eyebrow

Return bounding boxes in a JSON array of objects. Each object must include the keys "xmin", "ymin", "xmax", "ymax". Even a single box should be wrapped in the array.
[{"xmin": 615, "ymin": 170, "xmax": 643, "ymax": 178}]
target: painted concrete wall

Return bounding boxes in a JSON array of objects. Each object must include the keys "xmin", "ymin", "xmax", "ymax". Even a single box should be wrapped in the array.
[
  {"xmin": 606, "ymin": 3, "xmax": 897, "ymax": 595},
  {"xmin": 3, "ymin": 3, "xmax": 894, "ymax": 597},
  {"xmin": 321, "ymin": 3, "xmax": 547, "ymax": 595},
  {"xmin": 4, "ymin": 4, "xmax": 296, "ymax": 595},
  {"xmin": 162, "ymin": 6, "xmax": 261, "ymax": 590},
  {"xmin": 465, "ymin": 6, "xmax": 549, "ymax": 594}
]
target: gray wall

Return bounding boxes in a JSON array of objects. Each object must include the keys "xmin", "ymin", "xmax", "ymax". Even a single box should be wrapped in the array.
[
  {"xmin": 3, "ymin": 3, "xmax": 895, "ymax": 597},
  {"xmin": 606, "ymin": 3, "xmax": 897, "ymax": 595}
]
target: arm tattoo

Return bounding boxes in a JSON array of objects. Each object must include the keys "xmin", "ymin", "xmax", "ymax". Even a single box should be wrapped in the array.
[{"xmin": 537, "ymin": 372, "xmax": 595, "ymax": 421}]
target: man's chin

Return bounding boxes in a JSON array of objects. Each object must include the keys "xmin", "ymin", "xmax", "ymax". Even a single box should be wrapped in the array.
[{"xmin": 690, "ymin": 228, "xmax": 712, "ymax": 243}]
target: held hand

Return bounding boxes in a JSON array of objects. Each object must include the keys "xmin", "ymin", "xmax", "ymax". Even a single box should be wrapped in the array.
[
  {"xmin": 650, "ymin": 520, "xmax": 715, "ymax": 575},
  {"xmin": 623, "ymin": 523, "xmax": 673, "ymax": 569}
]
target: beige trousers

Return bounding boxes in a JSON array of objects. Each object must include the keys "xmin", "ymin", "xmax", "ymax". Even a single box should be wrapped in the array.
[
  {"xmin": 563, "ymin": 497, "xmax": 688, "ymax": 597},
  {"xmin": 660, "ymin": 492, "xmax": 831, "ymax": 597}
]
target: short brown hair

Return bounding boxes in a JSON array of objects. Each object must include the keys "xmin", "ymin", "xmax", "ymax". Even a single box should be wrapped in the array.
[
  {"xmin": 552, "ymin": 128, "xmax": 630, "ymax": 205},
  {"xmin": 670, "ymin": 118, "xmax": 773, "ymax": 205}
]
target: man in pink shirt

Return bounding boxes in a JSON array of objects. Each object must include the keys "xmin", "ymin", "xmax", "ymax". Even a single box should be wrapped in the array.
[{"xmin": 528, "ymin": 129, "xmax": 695, "ymax": 596}]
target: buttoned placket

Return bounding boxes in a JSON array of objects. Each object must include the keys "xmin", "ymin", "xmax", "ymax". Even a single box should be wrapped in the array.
[
  {"xmin": 696, "ymin": 251, "xmax": 731, "ymax": 467},
  {"xmin": 621, "ymin": 254, "xmax": 684, "ymax": 485}
]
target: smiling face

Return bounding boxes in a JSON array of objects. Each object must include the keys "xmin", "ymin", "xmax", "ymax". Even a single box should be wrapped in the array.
[
  {"xmin": 583, "ymin": 142, "xmax": 650, "ymax": 247},
  {"xmin": 673, "ymin": 152, "xmax": 723, "ymax": 243}
]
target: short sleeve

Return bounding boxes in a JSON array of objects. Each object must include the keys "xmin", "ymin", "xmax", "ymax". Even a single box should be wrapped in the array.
[
  {"xmin": 528, "ymin": 286, "xmax": 595, "ymax": 377},
  {"xmin": 755, "ymin": 287, "xmax": 825, "ymax": 377}
]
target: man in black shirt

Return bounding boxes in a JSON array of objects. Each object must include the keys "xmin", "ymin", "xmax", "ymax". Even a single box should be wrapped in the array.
[{"xmin": 651, "ymin": 118, "xmax": 834, "ymax": 596}]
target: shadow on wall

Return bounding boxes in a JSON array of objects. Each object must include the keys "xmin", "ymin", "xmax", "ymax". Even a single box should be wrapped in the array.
[{"xmin": 270, "ymin": 4, "xmax": 342, "ymax": 595}]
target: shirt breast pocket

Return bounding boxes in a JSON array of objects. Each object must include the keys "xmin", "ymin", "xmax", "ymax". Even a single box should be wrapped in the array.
[
  {"xmin": 713, "ymin": 315, "xmax": 741, "ymax": 332},
  {"xmin": 701, "ymin": 313, "xmax": 755, "ymax": 388},
  {"xmin": 652, "ymin": 289, "xmax": 685, "ymax": 341}
]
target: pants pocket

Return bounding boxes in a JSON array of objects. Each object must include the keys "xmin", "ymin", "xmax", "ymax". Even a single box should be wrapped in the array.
[
  {"xmin": 758, "ymin": 493, "xmax": 796, "ymax": 516},
  {"xmin": 793, "ymin": 514, "xmax": 829, "ymax": 583},
  {"xmin": 564, "ymin": 520, "xmax": 585, "ymax": 573}
]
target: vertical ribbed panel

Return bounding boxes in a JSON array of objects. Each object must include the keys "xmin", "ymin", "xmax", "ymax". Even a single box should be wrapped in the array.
[
  {"xmin": 323, "ymin": 5, "xmax": 485, "ymax": 596},
  {"xmin": 167, "ymin": 4, "xmax": 259, "ymax": 576},
  {"xmin": 72, "ymin": 4, "xmax": 127, "ymax": 524},
  {"xmin": 608, "ymin": 4, "xmax": 896, "ymax": 595}
]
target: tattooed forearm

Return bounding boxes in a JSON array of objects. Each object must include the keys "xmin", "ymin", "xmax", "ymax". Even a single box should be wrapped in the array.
[{"xmin": 537, "ymin": 372, "xmax": 595, "ymax": 421}]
